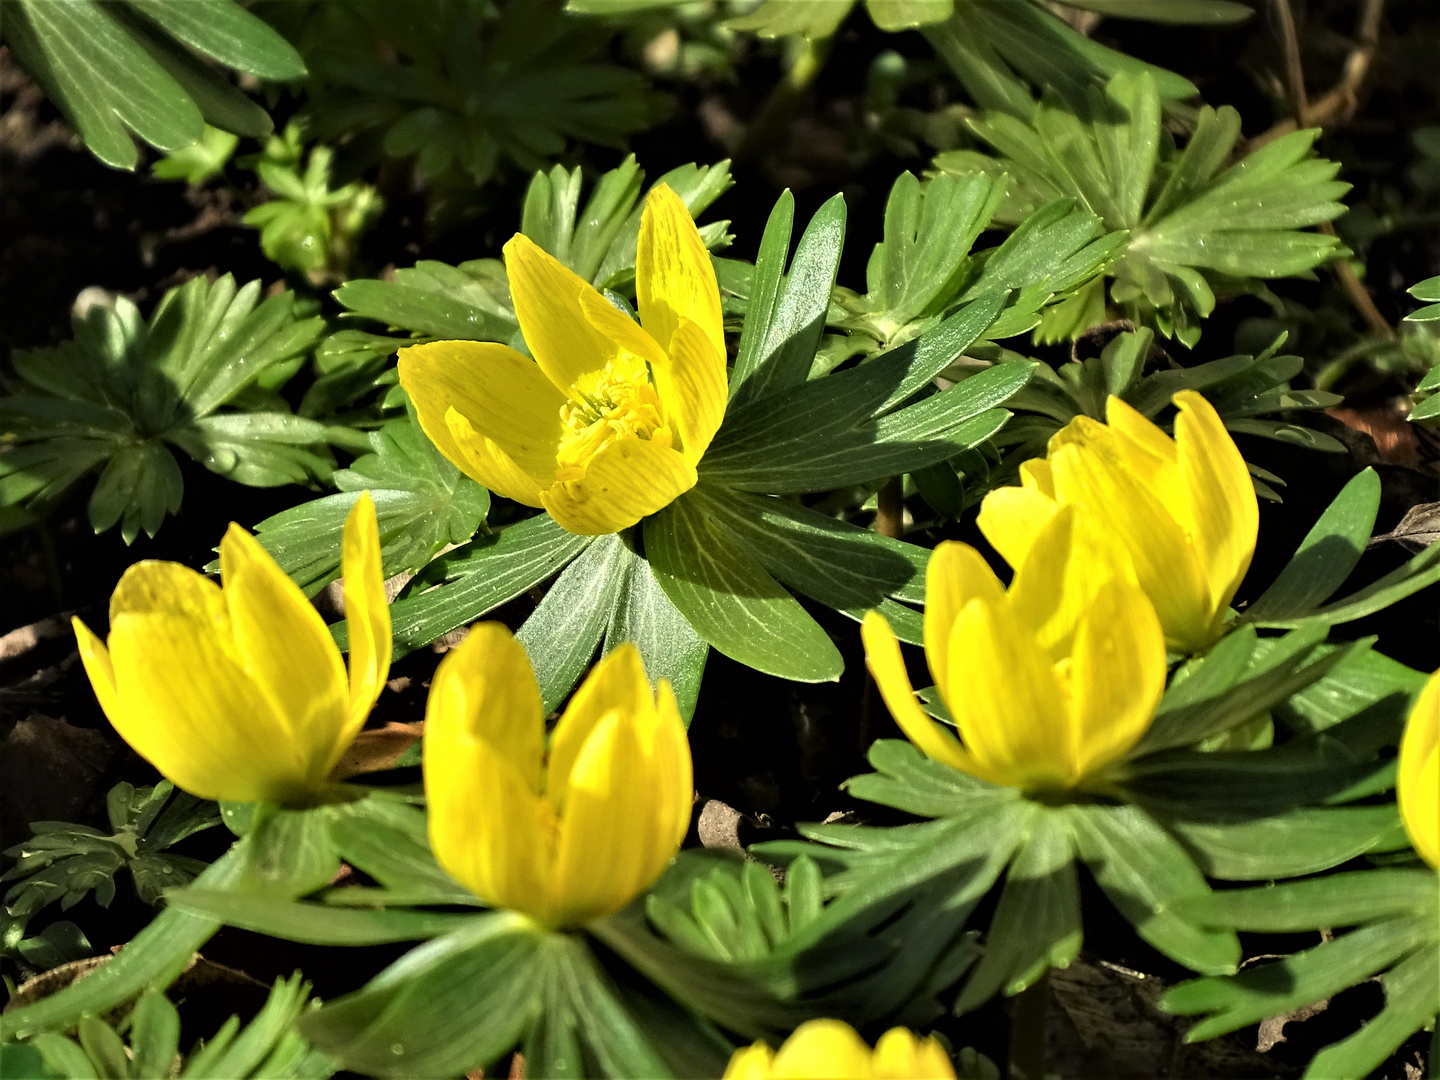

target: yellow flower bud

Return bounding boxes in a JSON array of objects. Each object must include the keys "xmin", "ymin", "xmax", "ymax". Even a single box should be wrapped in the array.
[
  {"xmin": 1399, "ymin": 671, "xmax": 1440, "ymax": 871},
  {"xmin": 72, "ymin": 493, "xmax": 391, "ymax": 805},
  {"xmin": 863, "ymin": 507, "xmax": 1166, "ymax": 792},
  {"xmin": 398, "ymin": 184, "xmax": 727, "ymax": 536},
  {"xmin": 423, "ymin": 625, "xmax": 693, "ymax": 928},
  {"xmin": 724, "ymin": 1020, "xmax": 957, "ymax": 1079},
  {"xmin": 978, "ymin": 390, "xmax": 1257, "ymax": 653}
]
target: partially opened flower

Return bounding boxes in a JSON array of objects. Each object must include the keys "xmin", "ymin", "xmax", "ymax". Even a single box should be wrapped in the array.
[
  {"xmin": 424, "ymin": 624, "xmax": 693, "ymax": 927},
  {"xmin": 977, "ymin": 390, "xmax": 1257, "ymax": 653},
  {"xmin": 862, "ymin": 508, "xmax": 1166, "ymax": 792},
  {"xmin": 724, "ymin": 1020, "xmax": 956, "ymax": 1079},
  {"xmin": 1398, "ymin": 671, "xmax": 1440, "ymax": 871},
  {"xmin": 72, "ymin": 494, "xmax": 391, "ymax": 805},
  {"xmin": 398, "ymin": 184, "xmax": 727, "ymax": 536}
]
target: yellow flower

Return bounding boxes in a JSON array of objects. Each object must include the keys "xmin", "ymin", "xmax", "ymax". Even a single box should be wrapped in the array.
[
  {"xmin": 862, "ymin": 508, "xmax": 1166, "ymax": 792},
  {"xmin": 398, "ymin": 184, "xmax": 727, "ymax": 536},
  {"xmin": 977, "ymin": 390, "xmax": 1257, "ymax": 653},
  {"xmin": 423, "ymin": 624, "xmax": 693, "ymax": 928},
  {"xmin": 72, "ymin": 494, "xmax": 391, "ymax": 805},
  {"xmin": 1399, "ymin": 671, "xmax": 1440, "ymax": 871},
  {"xmin": 723, "ymin": 1020, "xmax": 957, "ymax": 1079}
]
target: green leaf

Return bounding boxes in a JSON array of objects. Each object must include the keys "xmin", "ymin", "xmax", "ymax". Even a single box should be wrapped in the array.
[
  {"xmin": 954, "ymin": 807, "xmax": 1081, "ymax": 1013},
  {"xmin": 127, "ymin": 991, "xmax": 182, "ymax": 1079},
  {"xmin": 1, "ymin": 278, "xmax": 325, "ymax": 539},
  {"xmin": 324, "ymin": 797, "xmax": 476, "ymax": 905},
  {"xmin": 0, "ymin": 847, "xmax": 244, "ymax": 1040},
  {"xmin": 1163, "ymin": 917, "xmax": 1428, "ymax": 1041},
  {"xmin": 1245, "ymin": 469, "xmax": 1381, "ymax": 620},
  {"xmin": 705, "ymin": 302, "xmax": 1023, "ymax": 493},
  {"xmin": 603, "ymin": 533, "xmax": 710, "ymax": 722},
  {"xmin": 334, "ymin": 259, "xmax": 518, "ymax": 343},
  {"xmin": 255, "ymin": 411, "xmax": 489, "ymax": 596},
  {"xmin": 298, "ymin": 912, "xmax": 544, "ymax": 1078},
  {"xmin": 1157, "ymin": 804, "xmax": 1405, "ymax": 880},
  {"xmin": 1305, "ymin": 945, "xmax": 1440, "ymax": 1080},
  {"xmin": 1132, "ymin": 624, "xmax": 1349, "ymax": 755},
  {"xmin": 644, "ymin": 486, "xmax": 842, "ymax": 682},
  {"xmin": 691, "ymin": 485, "xmax": 927, "ymax": 640},
  {"xmin": 731, "ymin": 193, "xmax": 847, "ymax": 406},
  {"xmin": 347, "ymin": 514, "xmax": 592, "ymax": 657},
  {"xmin": 4, "ymin": 0, "xmax": 290, "ymax": 169},
  {"xmin": 518, "ymin": 532, "xmax": 631, "ymax": 714},
  {"xmin": 844, "ymin": 739, "xmax": 1013, "ymax": 820},
  {"xmin": 235, "ymin": 805, "xmax": 339, "ymax": 899},
  {"xmin": 1177, "ymin": 869, "xmax": 1438, "ymax": 932},
  {"xmin": 151, "ymin": 124, "xmax": 239, "ymax": 184},
  {"xmin": 167, "ymin": 891, "xmax": 477, "ymax": 945},
  {"xmin": 1068, "ymin": 804, "xmax": 1239, "ymax": 975},
  {"xmin": 1262, "ymin": 535, "xmax": 1440, "ymax": 629}
]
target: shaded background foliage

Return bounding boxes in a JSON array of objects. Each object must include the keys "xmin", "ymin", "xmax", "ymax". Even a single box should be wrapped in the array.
[{"xmin": 2, "ymin": 1, "xmax": 1440, "ymax": 1077}]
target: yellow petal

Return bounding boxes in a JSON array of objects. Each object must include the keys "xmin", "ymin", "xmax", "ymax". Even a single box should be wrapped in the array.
[
  {"xmin": 1007, "ymin": 507, "xmax": 1131, "ymax": 663},
  {"xmin": 107, "ymin": 611, "xmax": 301, "ymax": 803},
  {"xmin": 923, "ymin": 541, "xmax": 1005, "ymax": 696},
  {"xmin": 109, "ymin": 559, "xmax": 228, "ymax": 630},
  {"xmin": 505, "ymin": 233, "xmax": 650, "ymax": 392},
  {"xmin": 861, "ymin": 611, "xmax": 976, "ymax": 775},
  {"xmin": 873, "ymin": 1028, "xmax": 957, "ymax": 1079},
  {"xmin": 1067, "ymin": 579, "xmax": 1166, "ymax": 784},
  {"xmin": 1398, "ymin": 672, "xmax": 1440, "ymax": 871},
  {"xmin": 770, "ymin": 1019, "xmax": 875, "ymax": 1078},
  {"xmin": 547, "ymin": 643, "xmax": 652, "ymax": 811},
  {"xmin": 220, "ymin": 524, "xmax": 349, "ymax": 789},
  {"xmin": 445, "ymin": 409, "xmax": 547, "ymax": 507},
  {"xmin": 975, "ymin": 470, "xmax": 1059, "ymax": 574},
  {"xmin": 947, "ymin": 597, "xmax": 1072, "ymax": 790},
  {"xmin": 648, "ymin": 316, "xmax": 727, "ymax": 466},
  {"xmin": 1102, "ymin": 395, "xmax": 1178, "ymax": 485},
  {"xmin": 636, "ymin": 183, "xmax": 725, "ymax": 360},
  {"xmin": 651, "ymin": 679, "xmax": 697, "ymax": 854},
  {"xmin": 551, "ymin": 711, "xmax": 672, "ymax": 925},
  {"xmin": 540, "ymin": 437, "xmax": 696, "ymax": 535},
  {"xmin": 341, "ymin": 493, "xmax": 392, "ymax": 753},
  {"xmin": 575, "ymin": 284, "xmax": 668, "ymax": 380},
  {"xmin": 427, "ymin": 623, "xmax": 544, "ymax": 791},
  {"xmin": 424, "ymin": 625, "xmax": 551, "ymax": 910},
  {"xmin": 1172, "ymin": 390, "xmax": 1257, "ymax": 615},
  {"xmin": 72, "ymin": 618, "xmax": 126, "ymax": 736},
  {"xmin": 723, "ymin": 1043, "xmax": 777, "ymax": 1080},
  {"xmin": 398, "ymin": 339, "xmax": 566, "ymax": 488},
  {"xmin": 1048, "ymin": 433, "xmax": 1213, "ymax": 651}
]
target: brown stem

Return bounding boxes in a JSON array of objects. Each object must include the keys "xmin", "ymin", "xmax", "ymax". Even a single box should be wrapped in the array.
[
  {"xmin": 876, "ymin": 477, "xmax": 904, "ymax": 540},
  {"xmin": 1007, "ymin": 971, "xmax": 1049, "ymax": 1080}
]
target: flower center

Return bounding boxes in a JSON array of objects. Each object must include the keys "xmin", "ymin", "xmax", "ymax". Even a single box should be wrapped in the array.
[{"xmin": 554, "ymin": 362, "xmax": 672, "ymax": 481}]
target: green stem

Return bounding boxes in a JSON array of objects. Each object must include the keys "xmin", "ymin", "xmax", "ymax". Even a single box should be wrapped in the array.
[{"xmin": 1007, "ymin": 970, "xmax": 1049, "ymax": 1080}]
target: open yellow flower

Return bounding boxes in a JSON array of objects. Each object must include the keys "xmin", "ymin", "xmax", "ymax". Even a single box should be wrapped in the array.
[
  {"xmin": 72, "ymin": 494, "xmax": 391, "ymax": 805},
  {"xmin": 424, "ymin": 624, "xmax": 693, "ymax": 928},
  {"xmin": 724, "ymin": 1020, "xmax": 956, "ymax": 1079},
  {"xmin": 398, "ymin": 184, "xmax": 727, "ymax": 536},
  {"xmin": 862, "ymin": 508, "xmax": 1166, "ymax": 792},
  {"xmin": 1399, "ymin": 671, "xmax": 1440, "ymax": 871},
  {"xmin": 977, "ymin": 390, "xmax": 1257, "ymax": 654}
]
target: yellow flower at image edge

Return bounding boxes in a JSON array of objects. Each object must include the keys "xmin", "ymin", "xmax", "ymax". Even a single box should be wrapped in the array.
[
  {"xmin": 863, "ymin": 508, "xmax": 1167, "ymax": 793},
  {"xmin": 978, "ymin": 390, "xmax": 1257, "ymax": 653},
  {"xmin": 399, "ymin": 183, "xmax": 728, "ymax": 536},
  {"xmin": 724, "ymin": 1020, "xmax": 957, "ymax": 1079},
  {"xmin": 424, "ymin": 624, "xmax": 693, "ymax": 928},
  {"xmin": 1398, "ymin": 670, "xmax": 1440, "ymax": 871},
  {"xmin": 71, "ymin": 494, "xmax": 392, "ymax": 805}
]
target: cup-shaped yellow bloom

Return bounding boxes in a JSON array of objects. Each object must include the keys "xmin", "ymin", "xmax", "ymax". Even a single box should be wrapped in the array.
[
  {"xmin": 1399, "ymin": 671, "xmax": 1440, "ymax": 871},
  {"xmin": 862, "ymin": 508, "xmax": 1166, "ymax": 792},
  {"xmin": 423, "ymin": 624, "xmax": 693, "ymax": 928},
  {"xmin": 398, "ymin": 184, "xmax": 727, "ymax": 536},
  {"xmin": 71, "ymin": 494, "xmax": 391, "ymax": 805},
  {"xmin": 724, "ymin": 1020, "xmax": 957, "ymax": 1079},
  {"xmin": 977, "ymin": 390, "xmax": 1257, "ymax": 654}
]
